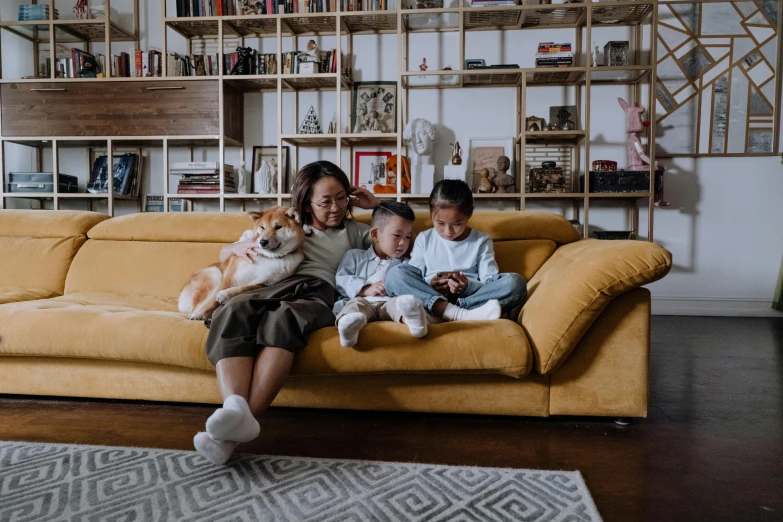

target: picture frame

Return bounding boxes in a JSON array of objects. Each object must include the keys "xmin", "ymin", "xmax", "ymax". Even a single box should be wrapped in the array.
[
  {"xmin": 467, "ymin": 137, "xmax": 514, "ymax": 193},
  {"xmin": 464, "ymin": 59, "xmax": 486, "ymax": 70},
  {"xmin": 526, "ymin": 116, "xmax": 546, "ymax": 132},
  {"xmin": 352, "ymin": 81, "xmax": 397, "ymax": 134},
  {"xmin": 354, "ymin": 151, "xmax": 392, "ymax": 193},
  {"xmin": 252, "ymin": 145, "xmax": 290, "ymax": 192},
  {"xmin": 549, "ymin": 105, "xmax": 580, "ymax": 130}
]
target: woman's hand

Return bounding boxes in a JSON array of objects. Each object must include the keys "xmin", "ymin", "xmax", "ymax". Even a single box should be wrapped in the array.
[
  {"xmin": 350, "ymin": 186, "xmax": 380, "ymax": 210},
  {"xmin": 447, "ymin": 272, "xmax": 469, "ymax": 296},
  {"xmin": 221, "ymin": 234, "xmax": 261, "ymax": 263}
]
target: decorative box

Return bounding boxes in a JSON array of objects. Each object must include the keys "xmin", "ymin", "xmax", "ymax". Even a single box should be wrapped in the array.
[
  {"xmin": 580, "ymin": 169, "xmax": 664, "ymax": 199},
  {"xmin": 604, "ymin": 41, "xmax": 629, "ymax": 66},
  {"xmin": 529, "ymin": 167, "xmax": 567, "ymax": 193},
  {"xmin": 7, "ymin": 172, "xmax": 78, "ymax": 193},
  {"xmin": 591, "ymin": 160, "xmax": 617, "ymax": 172},
  {"xmin": 594, "ymin": 231, "xmax": 635, "ymax": 240}
]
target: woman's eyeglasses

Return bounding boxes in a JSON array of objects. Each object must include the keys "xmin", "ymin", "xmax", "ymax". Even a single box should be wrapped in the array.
[{"xmin": 310, "ymin": 195, "xmax": 349, "ymax": 210}]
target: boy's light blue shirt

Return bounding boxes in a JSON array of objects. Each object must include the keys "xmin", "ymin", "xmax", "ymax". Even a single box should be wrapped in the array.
[
  {"xmin": 408, "ymin": 228, "xmax": 499, "ymax": 295},
  {"xmin": 333, "ymin": 245, "xmax": 405, "ymax": 314}
]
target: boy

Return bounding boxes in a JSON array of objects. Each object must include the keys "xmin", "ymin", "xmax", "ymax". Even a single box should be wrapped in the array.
[{"xmin": 334, "ymin": 201, "xmax": 428, "ymax": 347}]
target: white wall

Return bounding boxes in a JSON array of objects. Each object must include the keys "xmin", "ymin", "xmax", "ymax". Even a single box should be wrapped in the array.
[{"xmin": 2, "ymin": 0, "xmax": 782, "ymax": 315}]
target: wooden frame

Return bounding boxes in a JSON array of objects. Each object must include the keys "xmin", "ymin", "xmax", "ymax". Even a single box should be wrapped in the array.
[
  {"xmin": 354, "ymin": 151, "xmax": 393, "ymax": 192},
  {"xmin": 352, "ymin": 81, "xmax": 398, "ymax": 134},
  {"xmin": 252, "ymin": 145, "xmax": 290, "ymax": 192}
]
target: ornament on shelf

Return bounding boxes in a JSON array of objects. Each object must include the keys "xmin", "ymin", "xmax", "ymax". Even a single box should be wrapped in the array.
[
  {"xmin": 592, "ymin": 42, "xmax": 601, "ymax": 67},
  {"xmin": 618, "ymin": 97, "xmax": 659, "ymax": 171},
  {"xmin": 476, "ymin": 168, "xmax": 495, "ymax": 193},
  {"xmin": 241, "ymin": 0, "xmax": 265, "ymax": 15},
  {"xmin": 302, "ymin": 40, "xmax": 320, "ymax": 63},
  {"xmin": 237, "ymin": 161, "xmax": 248, "ymax": 194},
  {"xmin": 373, "ymin": 154, "xmax": 411, "ymax": 194},
  {"xmin": 403, "ymin": 118, "xmax": 437, "ymax": 166},
  {"xmin": 230, "ymin": 47, "xmax": 253, "ymax": 75},
  {"xmin": 299, "ymin": 106, "xmax": 323, "ymax": 134},
  {"xmin": 419, "ymin": 58, "xmax": 428, "ymax": 72},
  {"xmin": 491, "ymin": 156, "xmax": 514, "ymax": 193},
  {"xmin": 254, "ymin": 160, "xmax": 276, "ymax": 194},
  {"xmin": 74, "ymin": 0, "xmax": 88, "ymax": 20},
  {"xmin": 450, "ymin": 141, "xmax": 463, "ymax": 165}
]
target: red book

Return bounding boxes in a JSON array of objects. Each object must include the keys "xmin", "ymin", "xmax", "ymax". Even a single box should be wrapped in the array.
[
  {"xmin": 135, "ymin": 50, "xmax": 143, "ymax": 77},
  {"xmin": 229, "ymin": 52, "xmax": 238, "ymax": 72},
  {"xmin": 218, "ymin": 0, "xmax": 223, "ymax": 15}
]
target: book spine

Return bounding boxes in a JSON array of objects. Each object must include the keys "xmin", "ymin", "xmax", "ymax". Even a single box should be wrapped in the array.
[
  {"xmin": 171, "ymin": 162, "xmax": 221, "ymax": 169},
  {"xmin": 135, "ymin": 50, "xmax": 143, "ymax": 77}
]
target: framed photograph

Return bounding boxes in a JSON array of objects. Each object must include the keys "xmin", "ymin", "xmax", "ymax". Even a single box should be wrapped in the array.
[
  {"xmin": 467, "ymin": 137, "xmax": 514, "ymax": 193},
  {"xmin": 549, "ymin": 105, "xmax": 580, "ymax": 130},
  {"xmin": 526, "ymin": 116, "xmax": 546, "ymax": 132},
  {"xmin": 252, "ymin": 145, "xmax": 290, "ymax": 192},
  {"xmin": 352, "ymin": 81, "xmax": 397, "ymax": 134},
  {"xmin": 354, "ymin": 151, "xmax": 392, "ymax": 192},
  {"xmin": 464, "ymin": 59, "xmax": 486, "ymax": 70}
]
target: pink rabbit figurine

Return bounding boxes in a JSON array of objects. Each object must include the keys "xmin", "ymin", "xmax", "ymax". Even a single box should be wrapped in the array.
[{"xmin": 618, "ymin": 97, "xmax": 658, "ymax": 171}]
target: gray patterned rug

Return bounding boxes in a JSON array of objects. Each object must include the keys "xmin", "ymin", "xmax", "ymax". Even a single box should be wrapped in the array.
[{"xmin": 0, "ymin": 440, "xmax": 602, "ymax": 521}]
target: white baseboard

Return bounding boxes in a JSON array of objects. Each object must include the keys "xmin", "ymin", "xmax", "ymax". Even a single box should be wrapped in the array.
[{"xmin": 652, "ymin": 297, "xmax": 783, "ymax": 317}]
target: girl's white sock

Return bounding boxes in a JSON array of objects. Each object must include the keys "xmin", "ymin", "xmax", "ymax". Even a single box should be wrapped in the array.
[
  {"xmin": 396, "ymin": 295, "xmax": 428, "ymax": 338},
  {"xmin": 338, "ymin": 312, "xmax": 367, "ymax": 347},
  {"xmin": 442, "ymin": 300, "xmax": 502, "ymax": 321},
  {"xmin": 194, "ymin": 432, "xmax": 237, "ymax": 465},
  {"xmin": 205, "ymin": 395, "xmax": 260, "ymax": 443}
]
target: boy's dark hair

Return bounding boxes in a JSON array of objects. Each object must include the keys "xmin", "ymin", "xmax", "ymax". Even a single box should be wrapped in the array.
[
  {"xmin": 372, "ymin": 201, "xmax": 415, "ymax": 229},
  {"xmin": 428, "ymin": 179, "xmax": 474, "ymax": 217},
  {"xmin": 291, "ymin": 160, "xmax": 353, "ymax": 226}
]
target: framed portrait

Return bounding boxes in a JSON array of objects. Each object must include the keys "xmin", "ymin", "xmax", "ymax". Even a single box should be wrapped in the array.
[
  {"xmin": 467, "ymin": 137, "xmax": 514, "ymax": 193},
  {"xmin": 252, "ymin": 145, "xmax": 290, "ymax": 192},
  {"xmin": 549, "ymin": 105, "xmax": 580, "ymax": 130},
  {"xmin": 354, "ymin": 151, "xmax": 392, "ymax": 192},
  {"xmin": 352, "ymin": 81, "xmax": 397, "ymax": 134},
  {"xmin": 525, "ymin": 116, "xmax": 546, "ymax": 132}
]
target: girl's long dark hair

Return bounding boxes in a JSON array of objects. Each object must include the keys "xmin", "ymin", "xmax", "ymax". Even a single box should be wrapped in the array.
[
  {"xmin": 428, "ymin": 179, "xmax": 474, "ymax": 217},
  {"xmin": 291, "ymin": 160, "xmax": 353, "ymax": 226}
]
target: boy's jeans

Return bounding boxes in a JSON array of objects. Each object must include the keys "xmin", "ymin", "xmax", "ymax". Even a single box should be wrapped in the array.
[{"xmin": 385, "ymin": 264, "xmax": 527, "ymax": 313}]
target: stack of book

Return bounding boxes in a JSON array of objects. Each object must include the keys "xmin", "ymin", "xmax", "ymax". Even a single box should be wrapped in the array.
[
  {"xmin": 339, "ymin": 0, "xmax": 394, "ymax": 10},
  {"xmin": 174, "ymin": 162, "xmax": 236, "ymax": 195},
  {"xmin": 536, "ymin": 42, "xmax": 573, "ymax": 68},
  {"xmin": 18, "ymin": 4, "xmax": 58, "ymax": 20},
  {"xmin": 168, "ymin": 53, "xmax": 220, "ymax": 77},
  {"xmin": 70, "ymin": 49, "xmax": 99, "ymax": 78},
  {"xmin": 469, "ymin": 0, "xmax": 516, "ymax": 6},
  {"xmin": 110, "ymin": 50, "xmax": 162, "ymax": 77},
  {"xmin": 176, "ymin": 0, "xmax": 242, "ymax": 16},
  {"xmin": 87, "ymin": 154, "xmax": 141, "ymax": 196}
]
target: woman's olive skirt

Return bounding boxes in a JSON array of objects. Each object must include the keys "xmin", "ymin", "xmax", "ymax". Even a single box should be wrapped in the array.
[{"xmin": 205, "ymin": 274, "xmax": 336, "ymax": 365}]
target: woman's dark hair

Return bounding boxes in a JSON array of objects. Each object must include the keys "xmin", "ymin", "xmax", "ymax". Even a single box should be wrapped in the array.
[
  {"xmin": 291, "ymin": 160, "xmax": 353, "ymax": 226},
  {"xmin": 428, "ymin": 179, "xmax": 474, "ymax": 217}
]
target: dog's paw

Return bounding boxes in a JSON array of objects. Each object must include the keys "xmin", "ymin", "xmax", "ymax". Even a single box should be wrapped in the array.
[
  {"xmin": 187, "ymin": 312, "xmax": 207, "ymax": 321},
  {"xmin": 216, "ymin": 290, "xmax": 231, "ymax": 305}
]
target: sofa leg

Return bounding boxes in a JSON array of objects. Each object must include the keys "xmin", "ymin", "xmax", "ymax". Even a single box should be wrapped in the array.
[{"xmin": 614, "ymin": 417, "xmax": 632, "ymax": 426}]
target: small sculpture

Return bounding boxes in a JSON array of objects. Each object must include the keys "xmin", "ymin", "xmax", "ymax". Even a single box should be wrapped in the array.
[
  {"xmin": 419, "ymin": 58, "xmax": 428, "ymax": 72},
  {"xmin": 230, "ymin": 47, "xmax": 253, "ymax": 75},
  {"xmin": 254, "ymin": 160, "xmax": 276, "ymax": 194},
  {"xmin": 403, "ymin": 118, "xmax": 437, "ymax": 166},
  {"xmin": 74, "ymin": 0, "xmax": 89, "ymax": 20},
  {"xmin": 237, "ymin": 161, "xmax": 248, "ymax": 194},
  {"xmin": 302, "ymin": 40, "xmax": 320, "ymax": 63},
  {"xmin": 618, "ymin": 97, "xmax": 659, "ymax": 171},
  {"xmin": 547, "ymin": 122, "xmax": 559, "ymax": 131},
  {"xmin": 476, "ymin": 168, "xmax": 494, "ymax": 193},
  {"xmin": 491, "ymin": 156, "xmax": 514, "ymax": 193},
  {"xmin": 299, "ymin": 106, "xmax": 322, "ymax": 134},
  {"xmin": 592, "ymin": 43, "xmax": 600, "ymax": 67},
  {"xmin": 450, "ymin": 141, "xmax": 463, "ymax": 165}
]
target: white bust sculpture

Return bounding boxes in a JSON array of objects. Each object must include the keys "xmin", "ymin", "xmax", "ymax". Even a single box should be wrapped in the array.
[{"xmin": 403, "ymin": 118, "xmax": 437, "ymax": 166}]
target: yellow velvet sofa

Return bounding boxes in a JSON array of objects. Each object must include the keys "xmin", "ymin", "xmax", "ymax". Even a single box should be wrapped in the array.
[{"xmin": 0, "ymin": 209, "xmax": 672, "ymax": 418}]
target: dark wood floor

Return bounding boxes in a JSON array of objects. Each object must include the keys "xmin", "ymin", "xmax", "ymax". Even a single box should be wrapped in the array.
[{"xmin": 1, "ymin": 316, "xmax": 782, "ymax": 521}]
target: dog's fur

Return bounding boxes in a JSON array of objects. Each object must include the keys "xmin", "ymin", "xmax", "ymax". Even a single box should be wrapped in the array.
[{"xmin": 179, "ymin": 206, "xmax": 305, "ymax": 321}]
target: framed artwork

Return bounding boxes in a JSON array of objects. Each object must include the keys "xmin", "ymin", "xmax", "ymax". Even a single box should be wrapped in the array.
[
  {"xmin": 354, "ymin": 151, "xmax": 392, "ymax": 192},
  {"xmin": 467, "ymin": 137, "xmax": 514, "ymax": 193},
  {"xmin": 549, "ymin": 105, "xmax": 579, "ymax": 130},
  {"xmin": 352, "ymin": 81, "xmax": 397, "ymax": 134},
  {"xmin": 252, "ymin": 145, "xmax": 290, "ymax": 192},
  {"xmin": 655, "ymin": 1, "xmax": 780, "ymax": 155}
]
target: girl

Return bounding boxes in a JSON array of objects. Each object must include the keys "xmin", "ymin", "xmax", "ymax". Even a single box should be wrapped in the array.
[
  {"xmin": 195, "ymin": 160, "xmax": 379, "ymax": 465},
  {"xmin": 385, "ymin": 179, "xmax": 527, "ymax": 321}
]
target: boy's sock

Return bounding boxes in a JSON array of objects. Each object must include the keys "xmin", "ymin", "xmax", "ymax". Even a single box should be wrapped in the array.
[
  {"xmin": 205, "ymin": 395, "xmax": 260, "ymax": 443},
  {"xmin": 396, "ymin": 295, "xmax": 428, "ymax": 338},
  {"xmin": 442, "ymin": 300, "xmax": 502, "ymax": 321},
  {"xmin": 338, "ymin": 312, "xmax": 367, "ymax": 347},
  {"xmin": 194, "ymin": 432, "xmax": 237, "ymax": 465}
]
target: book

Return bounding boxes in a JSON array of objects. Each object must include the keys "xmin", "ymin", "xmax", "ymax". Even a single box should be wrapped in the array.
[
  {"xmin": 87, "ymin": 153, "xmax": 140, "ymax": 195},
  {"xmin": 171, "ymin": 161, "xmax": 224, "ymax": 169},
  {"xmin": 77, "ymin": 51, "xmax": 98, "ymax": 78}
]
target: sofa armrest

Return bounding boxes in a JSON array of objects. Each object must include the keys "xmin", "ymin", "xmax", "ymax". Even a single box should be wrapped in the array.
[{"xmin": 518, "ymin": 238, "xmax": 671, "ymax": 374}]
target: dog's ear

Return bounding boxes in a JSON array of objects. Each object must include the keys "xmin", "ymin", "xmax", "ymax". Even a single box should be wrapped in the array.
[
  {"xmin": 247, "ymin": 211, "xmax": 264, "ymax": 223},
  {"xmin": 285, "ymin": 207, "xmax": 301, "ymax": 224}
]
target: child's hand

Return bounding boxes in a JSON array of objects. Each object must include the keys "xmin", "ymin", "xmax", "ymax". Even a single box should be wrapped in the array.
[
  {"xmin": 447, "ymin": 272, "xmax": 469, "ymax": 296},
  {"xmin": 430, "ymin": 275, "xmax": 451, "ymax": 297},
  {"xmin": 360, "ymin": 281, "xmax": 387, "ymax": 297}
]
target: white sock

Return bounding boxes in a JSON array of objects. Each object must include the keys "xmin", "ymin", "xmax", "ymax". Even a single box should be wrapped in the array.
[
  {"xmin": 194, "ymin": 432, "xmax": 237, "ymax": 465},
  {"xmin": 396, "ymin": 295, "xmax": 428, "ymax": 338},
  {"xmin": 205, "ymin": 395, "xmax": 260, "ymax": 443},
  {"xmin": 338, "ymin": 312, "xmax": 367, "ymax": 347},
  {"xmin": 442, "ymin": 300, "xmax": 502, "ymax": 321}
]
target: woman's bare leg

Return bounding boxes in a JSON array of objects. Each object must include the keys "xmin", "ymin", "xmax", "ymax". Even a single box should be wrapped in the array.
[
  {"xmin": 215, "ymin": 356, "xmax": 254, "ymax": 401},
  {"xmin": 247, "ymin": 346, "xmax": 295, "ymax": 416}
]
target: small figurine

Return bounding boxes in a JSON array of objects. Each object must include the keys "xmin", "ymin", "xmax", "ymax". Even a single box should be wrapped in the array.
[
  {"xmin": 237, "ymin": 161, "xmax": 248, "ymax": 194},
  {"xmin": 74, "ymin": 0, "xmax": 89, "ymax": 20},
  {"xmin": 450, "ymin": 141, "xmax": 463, "ymax": 165},
  {"xmin": 419, "ymin": 58, "xmax": 428, "ymax": 72},
  {"xmin": 476, "ymin": 168, "xmax": 495, "ymax": 193},
  {"xmin": 241, "ymin": 0, "xmax": 266, "ymax": 14},
  {"xmin": 592, "ymin": 43, "xmax": 600, "ymax": 67},
  {"xmin": 618, "ymin": 97, "xmax": 659, "ymax": 170},
  {"xmin": 230, "ymin": 47, "xmax": 253, "ymax": 75},
  {"xmin": 254, "ymin": 160, "xmax": 276, "ymax": 194},
  {"xmin": 491, "ymin": 156, "xmax": 514, "ymax": 193},
  {"xmin": 302, "ymin": 40, "xmax": 320, "ymax": 63}
]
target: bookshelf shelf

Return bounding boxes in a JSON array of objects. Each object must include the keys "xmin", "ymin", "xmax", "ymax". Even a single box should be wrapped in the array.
[
  {"xmin": 588, "ymin": 66, "xmax": 651, "ymax": 84},
  {"xmin": 224, "ymin": 75, "xmax": 277, "ymax": 92},
  {"xmin": 0, "ymin": 19, "xmax": 135, "ymax": 43},
  {"xmin": 522, "ymin": 131, "xmax": 586, "ymax": 145},
  {"xmin": 4, "ymin": 193, "xmax": 139, "ymax": 200},
  {"xmin": 281, "ymin": 134, "xmax": 338, "ymax": 147},
  {"xmin": 281, "ymin": 73, "xmax": 353, "ymax": 91},
  {"xmin": 524, "ymin": 193, "xmax": 586, "ymax": 199},
  {"xmin": 341, "ymin": 11, "xmax": 398, "ymax": 34},
  {"xmin": 340, "ymin": 133, "xmax": 399, "ymax": 146}
]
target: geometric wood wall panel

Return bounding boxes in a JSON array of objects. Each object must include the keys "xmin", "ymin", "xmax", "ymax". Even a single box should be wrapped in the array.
[{"xmin": 655, "ymin": 0, "xmax": 781, "ymax": 155}]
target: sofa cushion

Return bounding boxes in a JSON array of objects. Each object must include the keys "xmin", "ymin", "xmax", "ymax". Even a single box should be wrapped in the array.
[
  {"xmin": 519, "ymin": 239, "xmax": 672, "ymax": 374},
  {"xmin": 0, "ymin": 293, "xmax": 532, "ymax": 378},
  {"xmin": 0, "ymin": 287, "xmax": 59, "ymax": 304},
  {"xmin": 0, "ymin": 209, "xmax": 108, "ymax": 238},
  {"xmin": 0, "ymin": 236, "xmax": 86, "ymax": 295}
]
